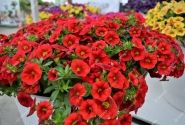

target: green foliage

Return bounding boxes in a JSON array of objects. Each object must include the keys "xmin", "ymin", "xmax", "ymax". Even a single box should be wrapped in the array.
[
  {"xmin": 123, "ymin": 41, "xmax": 133, "ymax": 50},
  {"xmin": 104, "ymin": 45, "xmax": 124, "ymax": 57},
  {"xmin": 83, "ymin": 82, "xmax": 92, "ymax": 97},
  {"xmin": 3, "ymin": 46, "xmax": 17, "ymax": 57},
  {"xmin": 125, "ymin": 85, "xmax": 137, "ymax": 101},
  {"xmin": 52, "ymin": 94, "xmax": 71, "ymax": 125},
  {"xmin": 0, "ymin": 82, "xmax": 20, "ymax": 96},
  {"xmin": 27, "ymin": 35, "xmax": 38, "ymax": 42},
  {"xmin": 128, "ymin": 15, "xmax": 136, "ymax": 26}
]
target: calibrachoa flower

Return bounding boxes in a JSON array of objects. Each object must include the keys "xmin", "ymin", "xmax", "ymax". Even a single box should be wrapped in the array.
[
  {"xmin": 37, "ymin": 101, "xmax": 53, "ymax": 121},
  {"xmin": 21, "ymin": 63, "xmax": 42, "ymax": 85},
  {"xmin": 17, "ymin": 92, "xmax": 33, "ymax": 107},
  {"xmin": 0, "ymin": 12, "xmax": 184, "ymax": 125}
]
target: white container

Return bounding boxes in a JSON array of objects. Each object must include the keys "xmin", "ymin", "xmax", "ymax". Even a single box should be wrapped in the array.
[{"xmin": 15, "ymin": 95, "xmax": 49, "ymax": 125}]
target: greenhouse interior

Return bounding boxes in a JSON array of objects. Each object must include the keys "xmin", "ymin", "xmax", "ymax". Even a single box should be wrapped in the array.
[{"xmin": 0, "ymin": 0, "xmax": 185, "ymax": 125}]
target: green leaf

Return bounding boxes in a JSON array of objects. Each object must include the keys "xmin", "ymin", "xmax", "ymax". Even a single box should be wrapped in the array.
[
  {"xmin": 124, "ymin": 86, "xmax": 137, "ymax": 101},
  {"xmin": 83, "ymin": 83, "xmax": 92, "ymax": 97},
  {"xmin": 50, "ymin": 90, "xmax": 59, "ymax": 101},
  {"xmin": 43, "ymin": 61, "xmax": 53, "ymax": 67},
  {"xmin": 44, "ymin": 86, "xmax": 56, "ymax": 94},
  {"xmin": 27, "ymin": 35, "xmax": 38, "ymax": 42},
  {"xmin": 123, "ymin": 41, "xmax": 133, "ymax": 50}
]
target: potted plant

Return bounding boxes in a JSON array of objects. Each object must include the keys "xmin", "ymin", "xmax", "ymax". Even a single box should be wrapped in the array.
[{"xmin": 0, "ymin": 12, "xmax": 184, "ymax": 125}]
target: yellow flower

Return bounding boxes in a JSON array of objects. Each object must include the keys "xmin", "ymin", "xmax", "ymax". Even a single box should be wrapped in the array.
[
  {"xmin": 152, "ymin": 22, "xmax": 164, "ymax": 30},
  {"xmin": 25, "ymin": 15, "xmax": 33, "ymax": 24},
  {"xmin": 162, "ymin": 26, "xmax": 177, "ymax": 38},
  {"xmin": 176, "ymin": 28, "xmax": 185, "ymax": 36},
  {"xmin": 172, "ymin": 1, "xmax": 185, "ymax": 14},
  {"xmin": 173, "ymin": 17, "xmax": 184, "ymax": 22},
  {"xmin": 174, "ymin": 21, "xmax": 184, "ymax": 28},
  {"xmin": 39, "ymin": 12, "xmax": 52, "ymax": 20}
]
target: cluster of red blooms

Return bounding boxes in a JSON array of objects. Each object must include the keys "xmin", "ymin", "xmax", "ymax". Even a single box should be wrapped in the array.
[{"xmin": 0, "ymin": 12, "xmax": 184, "ymax": 125}]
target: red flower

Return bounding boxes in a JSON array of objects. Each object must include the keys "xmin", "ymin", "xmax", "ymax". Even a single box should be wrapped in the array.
[
  {"xmin": 11, "ymin": 51, "xmax": 25, "ymax": 66},
  {"xmin": 67, "ymin": 20, "xmax": 80, "ymax": 33},
  {"xmin": 107, "ymin": 68, "xmax": 129, "ymax": 89},
  {"xmin": 17, "ymin": 92, "xmax": 33, "ymax": 107},
  {"xmin": 64, "ymin": 113, "xmax": 87, "ymax": 125},
  {"xmin": 128, "ymin": 69, "xmax": 141, "ymax": 86},
  {"xmin": 63, "ymin": 34, "xmax": 79, "ymax": 48},
  {"xmin": 48, "ymin": 68, "xmax": 58, "ymax": 81},
  {"xmin": 71, "ymin": 59, "xmax": 90, "ymax": 77},
  {"xmin": 35, "ymin": 44, "xmax": 52, "ymax": 60},
  {"xmin": 36, "ymin": 101, "xmax": 53, "ymax": 121},
  {"xmin": 79, "ymin": 99, "xmax": 97, "ymax": 120},
  {"xmin": 108, "ymin": 21, "xmax": 120, "ymax": 30},
  {"xmin": 131, "ymin": 47, "xmax": 145, "ymax": 61},
  {"xmin": 157, "ymin": 42, "xmax": 171, "ymax": 54},
  {"xmin": 140, "ymin": 53, "xmax": 157, "ymax": 69},
  {"xmin": 21, "ymin": 63, "xmax": 42, "ymax": 85},
  {"xmin": 119, "ymin": 50, "xmax": 132, "ymax": 62},
  {"xmin": 118, "ymin": 114, "xmax": 132, "ymax": 125},
  {"xmin": 75, "ymin": 45, "xmax": 91, "ymax": 59},
  {"xmin": 104, "ymin": 31, "xmax": 120, "ymax": 46},
  {"xmin": 129, "ymin": 27, "xmax": 141, "ymax": 37},
  {"xmin": 96, "ymin": 97, "xmax": 118, "ymax": 120},
  {"xmin": 113, "ymin": 91, "xmax": 125, "ymax": 110},
  {"xmin": 132, "ymin": 37, "xmax": 143, "ymax": 48},
  {"xmin": 157, "ymin": 63, "xmax": 172, "ymax": 75},
  {"xmin": 89, "ymin": 50, "xmax": 110, "ymax": 65},
  {"xmin": 21, "ymin": 82, "xmax": 40, "ymax": 94},
  {"xmin": 95, "ymin": 27, "xmax": 107, "ymax": 37},
  {"xmin": 92, "ymin": 40, "xmax": 106, "ymax": 50},
  {"xmin": 69, "ymin": 83, "xmax": 86, "ymax": 106},
  {"xmin": 91, "ymin": 81, "xmax": 111, "ymax": 101},
  {"xmin": 18, "ymin": 40, "xmax": 32, "ymax": 53}
]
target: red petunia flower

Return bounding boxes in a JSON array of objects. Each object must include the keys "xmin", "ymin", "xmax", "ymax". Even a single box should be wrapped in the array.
[
  {"xmin": 89, "ymin": 50, "xmax": 110, "ymax": 65},
  {"xmin": 104, "ymin": 31, "xmax": 120, "ymax": 46},
  {"xmin": 119, "ymin": 50, "xmax": 132, "ymax": 62},
  {"xmin": 21, "ymin": 63, "xmax": 42, "ymax": 85},
  {"xmin": 92, "ymin": 40, "xmax": 106, "ymax": 50},
  {"xmin": 79, "ymin": 99, "xmax": 97, "ymax": 120},
  {"xmin": 11, "ymin": 51, "xmax": 25, "ymax": 66},
  {"xmin": 36, "ymin": 101, "xmax": 53, "ymax": 121},
  {"xmin": 95, "ymin": 27, "xmax": 107, "ymax": 37},
  {"xmin": 157, "ymin": 63, "xmax": 172, "ymax": 75},
  {"xmin": 132, "ymin": 37, "xmax": 143, "ymax": 48},
  {"xmin": 108, "ymin": 21, "xmax": 120, "ymax": 31},
  {"xmin": 63, "ymin": 34, "xmax": 79, "ymax": 48},
  {"xmin": 118, "ymin": 114, "xmax": 132, "ymax": 125},
  {"xmin": 140, "ymin": 53, "xmax": 157, "ymax": 69},
  {"xmin": 128, "ymin": 69, "xmax": 141, "ymax": 86},
  {"xmin": 75, "ymin": 45, "xmax": 91, "ymax": 59},
  {"xmin": 113, "ymin": 91, "xmax": 125, "ymax": 110},
  {"xmin": 35, "ymin": 44, "xmax": 52, "ymax": 60},
  {"xmin": 131, "ymin": 47, "xmax": 145, "ymax": 61},
  {"xmin": 96, "ymin": 97, "xmax": 118, "ymax": 120},
  {"xmin": 48, "ymin": 68, "xmax": 58, "ymax": 81},
  {"xmin": 71, "ymin": 59, "xmax": 90, "ymax": 77},
  {"xmin": 157, "ymin": 42, "xmax": 171, "ymax": 54},
  {"xmin": 69, "ymin": 83, "xmax": 86, "ymax": 106},
  {"xmin": 64, "ymin": 113, "xmax": 87, "ymax": 125},
  {"xmin": 18, "ymin": 40, "xmax": 32, "ymax": 53},
  {"xmin": 129, "ymin": 27, "xmax": 141, "ymax": 37},
  {"xmin": 91, "ymin": 81, "xmax": 111, "ymax": 101},
  {"xmin": 17, "ymin": 92, "xmax": 34, "ymax": 107},
  {"xmin": 67, "ymin": 20, "xmax": 81, "ymax": 33},
  {"xmin": 107, "ymin": 68, "xmax": 129, "ymax": 89},
  {"xmin": 21, "ymin": 82, "xmax": 40, "ymax": 94}
]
